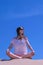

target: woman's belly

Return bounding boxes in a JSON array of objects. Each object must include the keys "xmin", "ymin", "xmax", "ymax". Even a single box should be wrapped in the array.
[
  {"xmin": 14, "ymin": 47, "xmax": 27, "ymax": 56},
  {"xmin": 14, "ymin": 39, "xmax": 28, "ymax": 56}
]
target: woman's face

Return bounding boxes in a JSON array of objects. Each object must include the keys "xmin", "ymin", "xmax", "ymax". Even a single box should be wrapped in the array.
[{"xmin": 19, "ymin": 29, "xmax": 24, "ymax": 38}]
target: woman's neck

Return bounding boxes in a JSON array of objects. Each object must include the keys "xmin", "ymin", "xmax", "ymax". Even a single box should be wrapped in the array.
[{"xmin": 17, "ymin": 36, "xmax": 23, "ymax": 39}]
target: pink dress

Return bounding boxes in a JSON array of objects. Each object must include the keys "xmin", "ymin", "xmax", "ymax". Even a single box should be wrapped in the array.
[{"xmin": 7, "ymin": 37, "xmax": 34, "ymax": 56}]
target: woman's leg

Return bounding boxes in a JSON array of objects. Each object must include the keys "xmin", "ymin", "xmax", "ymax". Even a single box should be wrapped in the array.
[
  {"xmin": 6, "ymin": 51, "xmax": 22, "ymax": 59},
  {"xmin": 22, "ymin": 52, "xmax": 35, "ymax": 59}
]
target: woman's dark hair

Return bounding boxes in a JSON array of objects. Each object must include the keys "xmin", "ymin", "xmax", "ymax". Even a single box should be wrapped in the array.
[{"xmin": 16, "ymin": 26, "xmax": 24, "ymax": 35}]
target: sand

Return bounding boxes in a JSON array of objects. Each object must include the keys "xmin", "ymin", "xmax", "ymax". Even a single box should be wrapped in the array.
[{"xmin": 0, "ymin": 59, "xmax": 43, "ymax": 65}]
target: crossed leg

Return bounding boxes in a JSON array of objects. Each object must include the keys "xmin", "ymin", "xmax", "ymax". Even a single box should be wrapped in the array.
[
  {"xmin": 6, "ymin": 51, "xmax": 35, "ymax": 59},
  {"xmin": 6, "ymin": 51, "xmax": 22, "ymax": 59},
  {"xmin": 22, "ymin": 52, "xmax": 35, "ymax": 59}
]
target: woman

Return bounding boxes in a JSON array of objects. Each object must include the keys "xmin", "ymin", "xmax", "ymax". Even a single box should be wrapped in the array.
[{"xmin": 6, "ymin": 27, "xmax": 35, "ymax": 59}]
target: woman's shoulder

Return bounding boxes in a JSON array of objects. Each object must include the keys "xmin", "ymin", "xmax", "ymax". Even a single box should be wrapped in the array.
[
  {"xmin": 12, "ymin": 37, "xmax": 17, "ymax": 39},
  {"xmin": 11, "ymin": 37, "xmax": 17, "ymax": 42},
  {"xmin": 24, "ymin": 36, "xmax": 28, "ymax": 40}
]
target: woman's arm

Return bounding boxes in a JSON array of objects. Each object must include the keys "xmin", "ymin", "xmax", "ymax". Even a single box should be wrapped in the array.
[
  {"xmin": 22, "ymin": 37, "xmax": 35, "ymax": 59},
  {"xmin": 6, "ymin": 43, "xmax": 22, "ymax": 59},
  {"xmin": 25, "ymin": 37, "xmax": 35, "ymax": 55}
]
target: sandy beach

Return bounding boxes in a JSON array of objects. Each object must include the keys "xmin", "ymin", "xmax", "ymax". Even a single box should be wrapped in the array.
[{"xmin": 0, "ymin": 59, "xmax": 43, "ymax": 65}]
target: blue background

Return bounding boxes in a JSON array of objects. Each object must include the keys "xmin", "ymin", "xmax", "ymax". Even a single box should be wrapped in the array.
[{"xmin": 0, "ymin": 0, "xmax": 43, "ymax": 60}]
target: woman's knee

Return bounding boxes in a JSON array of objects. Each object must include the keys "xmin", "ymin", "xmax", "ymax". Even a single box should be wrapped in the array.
[
  {"xmin": 31, "ymin": 51, "xmax": 35, "ymax": 56},
  {"xmin": 6, "ymin": 50, "xmax": 10, "ymax": 56}
]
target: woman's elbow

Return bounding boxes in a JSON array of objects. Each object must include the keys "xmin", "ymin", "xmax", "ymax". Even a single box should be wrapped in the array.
[
  {"xmin": 32, "ymin": 51, "xmax": 35, "ymax": 56},
  {"xmin": 31, "ymin": 51, "xmax": 35, "ymax": 56},
  {"xmin": 6, "ymin": 49, "xmax": 10, "ymax": 55}
]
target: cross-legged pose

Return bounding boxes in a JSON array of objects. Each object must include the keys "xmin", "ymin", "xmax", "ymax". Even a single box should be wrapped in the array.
[{"xmin": 6, "ymin": 27, "xmax": 35, "ymax": 59}]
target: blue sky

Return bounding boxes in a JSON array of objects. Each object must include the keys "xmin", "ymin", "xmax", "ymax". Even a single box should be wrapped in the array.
[{"xmin": 0, "ymin": 0, "xmax": 43, "ymax": 60}]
